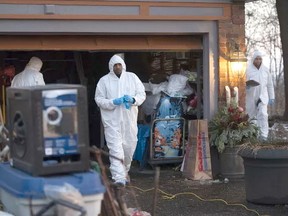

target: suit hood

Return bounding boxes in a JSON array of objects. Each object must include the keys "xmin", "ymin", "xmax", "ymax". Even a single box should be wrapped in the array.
[{"xmin": 108, "ymin": 54, "xmax": 126, "ymax": 74}]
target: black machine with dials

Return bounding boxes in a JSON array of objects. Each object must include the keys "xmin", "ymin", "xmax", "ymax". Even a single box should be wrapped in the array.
[{"xmin": 7, "ymin": 84, "xmax": 90, "ymax": 176}]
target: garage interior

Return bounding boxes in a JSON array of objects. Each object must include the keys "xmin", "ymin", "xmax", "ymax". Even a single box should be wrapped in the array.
[{"xmin": 0, "ymin": 35, "xmax": 204, "ymax": 148}]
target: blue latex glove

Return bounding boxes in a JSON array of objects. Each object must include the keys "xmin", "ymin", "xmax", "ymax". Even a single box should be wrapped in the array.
[
  {"xmin": 113, "ymin": 97, "xmax": 124, "ymax": 106},
  {"xmin": 268, "ymin": 99, "xmax": 275, "ymax": 105},
  {"xmin": 124, "ymin": 95, "xmax": 134, "ymax": 104},
  {"xmin": 124, "ymin": 102, "xmax": 131, "ymax": 110}
]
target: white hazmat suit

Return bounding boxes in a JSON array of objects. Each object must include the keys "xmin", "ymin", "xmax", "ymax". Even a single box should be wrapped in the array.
[
  {"xmin": 11, "ymin": 56, "xmax": 45, "ymax": 87},
  {"xmin": 95, "ymin": 55, "xmax": 146, "ymax": 183},
  {"xmin": 246, "ymin": 51, "xmax": 275, "ymax": 139}
]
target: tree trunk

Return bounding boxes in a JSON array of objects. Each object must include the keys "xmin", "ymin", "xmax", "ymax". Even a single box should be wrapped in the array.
[{"xmin": 276, "ymin": 0, "xmax": 288, "ymax": 119}]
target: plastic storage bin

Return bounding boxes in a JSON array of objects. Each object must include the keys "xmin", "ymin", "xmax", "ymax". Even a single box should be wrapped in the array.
[{"xmin": 0, "ymin": 163, "xmax": 105, "ymax": 216}]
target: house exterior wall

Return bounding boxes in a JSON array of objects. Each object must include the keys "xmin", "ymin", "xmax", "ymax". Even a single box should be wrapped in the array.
[
  {"xmin": 0, "ymin": 0, "xmax": 246, "ymax": 118},
  {"xmin": 218, "ymin": 1, "xmax": 246, "ymax": 108}
]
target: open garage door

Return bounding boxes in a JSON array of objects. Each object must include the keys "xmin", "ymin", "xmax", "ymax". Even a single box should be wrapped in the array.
[{"xmin": 0, "ymin": 35, "xmax": 202, "ymax": 51}]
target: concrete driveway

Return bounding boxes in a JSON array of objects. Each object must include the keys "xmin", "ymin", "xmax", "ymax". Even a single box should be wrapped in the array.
[{"xmin": 124, "ymin": 164, "xmax": 288, "ymax": 216}]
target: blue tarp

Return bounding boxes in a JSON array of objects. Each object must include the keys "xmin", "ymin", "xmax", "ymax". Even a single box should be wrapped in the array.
[{"xmin": 133, "ymin": 124, "xmax": 150, "ymax": 163}]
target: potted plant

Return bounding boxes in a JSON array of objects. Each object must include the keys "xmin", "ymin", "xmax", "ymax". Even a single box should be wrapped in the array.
[
  {"xmin": 238, "ymin": 124, "xmax": 288, "ymax": 204},
  {"xmin": 208, "ymin": 103, "xmax": 259, "ymax": 178}
]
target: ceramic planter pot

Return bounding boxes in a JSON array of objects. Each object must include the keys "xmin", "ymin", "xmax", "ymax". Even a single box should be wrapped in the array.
[
  {"xmin": 220, "ymin": 146, "xmax": 244, "ymax": 179},
  {"xmin": 239, "ymin": 148, "xmax": 288, "ymax": 204}
]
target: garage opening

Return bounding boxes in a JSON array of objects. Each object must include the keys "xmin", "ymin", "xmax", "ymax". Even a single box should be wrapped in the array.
[{"xmin": 0, "ymin": 35, "xmax": 203, "ymax": 148}]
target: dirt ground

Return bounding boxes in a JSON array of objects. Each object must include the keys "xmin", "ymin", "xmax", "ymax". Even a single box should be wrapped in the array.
[{"xmin": 122, "ymin": 162, "xmax": 288, "ymax": 216}]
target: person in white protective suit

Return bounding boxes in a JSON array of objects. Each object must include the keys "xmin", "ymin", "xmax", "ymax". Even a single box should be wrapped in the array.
[
  {"xmin": 95, "ymin": 54, "xmax": 146, "ymax": 186},
  {"xmin": 245, "ymin": 50, "xmax": 275, "ymax": 139},
  {"xmin": 11, "ymin": 56, "xmax": 45, "ymax": 87}
]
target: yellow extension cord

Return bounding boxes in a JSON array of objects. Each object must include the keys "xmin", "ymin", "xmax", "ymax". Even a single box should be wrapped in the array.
[{"xmin": 128, "ymin": 186, "xmax": 270, "ymax": 216}]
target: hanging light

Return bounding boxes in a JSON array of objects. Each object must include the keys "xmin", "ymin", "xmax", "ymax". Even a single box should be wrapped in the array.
[{"xmin": 229, "ymin": 43, "xmax": 247, "ymax": 82}]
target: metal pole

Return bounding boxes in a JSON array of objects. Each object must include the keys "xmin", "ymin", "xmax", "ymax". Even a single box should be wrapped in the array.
[{"xmin": 152, "ymin": 166, "xmax": 160, "ymax": 216}]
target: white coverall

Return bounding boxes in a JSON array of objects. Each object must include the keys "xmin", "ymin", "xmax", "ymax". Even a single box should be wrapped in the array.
[
  {"xmin": 11, "ymin": 56, "xmax": 45, "ymax": 87},
  {"xmin": 95, "ymin": 55, "xmax": 146, "ymax": 183},
  {"xmin": 246, "ymin": 51, "xmax": 275, "ymax": 138}
]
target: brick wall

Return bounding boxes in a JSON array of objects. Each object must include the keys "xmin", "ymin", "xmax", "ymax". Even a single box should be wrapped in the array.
[{"xmin": 218, "ymin": 1, "xmax": 246, "ymax": 108}]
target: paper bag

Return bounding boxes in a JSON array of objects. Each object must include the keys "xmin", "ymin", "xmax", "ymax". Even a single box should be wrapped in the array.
[{"xmin": 181, "ymin": 120, "xmax": 212, "ymax": 180}]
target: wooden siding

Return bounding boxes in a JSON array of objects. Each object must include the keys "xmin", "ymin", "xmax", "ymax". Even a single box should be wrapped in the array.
[{"xmin": 0, "ymin": 1, "xmax": 231, "ymax": 21}]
